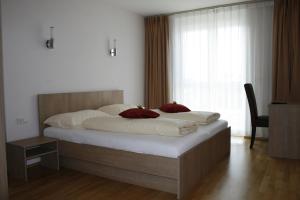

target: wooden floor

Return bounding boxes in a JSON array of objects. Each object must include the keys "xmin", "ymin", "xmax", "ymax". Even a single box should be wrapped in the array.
[{"xmin": 8, "ymin": 138, "xmax": 300, "ymax": 200}]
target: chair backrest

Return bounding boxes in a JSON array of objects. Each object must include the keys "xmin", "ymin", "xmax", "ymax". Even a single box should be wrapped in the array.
[{"xmin": 244, "ymin": 83, "xmax": 258, "ymax": 126}]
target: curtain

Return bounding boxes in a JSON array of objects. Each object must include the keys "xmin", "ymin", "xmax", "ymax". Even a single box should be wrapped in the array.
[
  {"xmin": 144, "ymin": 16, "xmax": 169, "ymax": 109},
  {"xmin": 272, "ymin": 0, "xmax": 300, "ymax": 103},
  {"xmin": 169, "ymin": 2, "xmax": 273, "ymax": 136}
]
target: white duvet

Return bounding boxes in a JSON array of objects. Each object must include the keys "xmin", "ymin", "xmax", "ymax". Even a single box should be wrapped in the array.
[
  {"xmin": 83, "ymin": 116, "xmax": 198, "ymax": 137},
  {"xmin": 153, "ymin": 110, "xmax": 220, "ymax": 125}
]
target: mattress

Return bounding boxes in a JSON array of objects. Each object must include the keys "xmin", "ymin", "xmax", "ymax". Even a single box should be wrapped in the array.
[{"xmin": 44, "ymin": 120, "xmax": 228, "ymax": 158}]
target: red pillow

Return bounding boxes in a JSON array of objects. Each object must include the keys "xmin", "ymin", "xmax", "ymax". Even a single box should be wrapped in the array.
[
  {"xmin": 159, "ymin": 102, "xmax": 191, "ymax": 113},
  {"xmin": 119, "ymin": 108, "xmax": 160, "ymax": 118}
]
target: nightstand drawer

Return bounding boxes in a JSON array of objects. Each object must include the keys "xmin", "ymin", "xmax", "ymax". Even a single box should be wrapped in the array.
[{"xmin": 25, "ymin": 142, "xmax": 57, "ymax": 159}]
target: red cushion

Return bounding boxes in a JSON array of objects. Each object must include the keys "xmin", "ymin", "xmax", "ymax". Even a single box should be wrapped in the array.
[
  {"xmin": 119, "ymin": 108, "xmax": 160, "ymax": 118},
  {"xmin": 159, "ymin": 103, "xmax": 191, "ymax": 113}
]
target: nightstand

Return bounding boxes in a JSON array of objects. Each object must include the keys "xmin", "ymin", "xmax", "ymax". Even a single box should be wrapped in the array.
[{"xmin": 7, "ymin": 136, "xmax": 59, "ymax": 181}]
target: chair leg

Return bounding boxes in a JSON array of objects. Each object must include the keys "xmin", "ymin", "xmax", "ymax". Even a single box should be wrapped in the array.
[{"xmin": 250, "ymin": 126, "xmax": 256, "ymax": 149}]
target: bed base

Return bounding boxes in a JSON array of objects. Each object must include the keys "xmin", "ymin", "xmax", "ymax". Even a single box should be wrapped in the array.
[{"xmin": 58, "ymin": 127, "xmax": 230, "ymax": 199}]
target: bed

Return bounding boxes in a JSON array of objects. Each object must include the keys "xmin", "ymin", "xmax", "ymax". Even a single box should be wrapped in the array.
[{"xmin": 38, "ymin": 90, "xmax": 231, "ymax": 199}]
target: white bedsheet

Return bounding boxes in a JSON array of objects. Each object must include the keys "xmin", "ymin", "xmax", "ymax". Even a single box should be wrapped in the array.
[{"xmin": 44, "ymin": 120, "xmax": 228, "ymax": 158}]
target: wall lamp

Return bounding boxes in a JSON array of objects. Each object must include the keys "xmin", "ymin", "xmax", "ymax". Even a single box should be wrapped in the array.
[
  {"xmin": 46, "ymin": 26, "xmax": 55, "ymax": 49},
  {"xmin": 109, "ymin": 39, "xmax": 117, "ymax": 56}
]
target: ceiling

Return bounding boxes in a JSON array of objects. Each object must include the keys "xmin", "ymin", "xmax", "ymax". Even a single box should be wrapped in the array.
[{"xmin": 103, "ymin": 0, "xmax": 251, "ymax": 16}]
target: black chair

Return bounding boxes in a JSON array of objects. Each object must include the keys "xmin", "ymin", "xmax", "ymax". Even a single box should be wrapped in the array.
[{"xmin": 244, "ymin": 83, "xmax": 269, "ymax": 149}]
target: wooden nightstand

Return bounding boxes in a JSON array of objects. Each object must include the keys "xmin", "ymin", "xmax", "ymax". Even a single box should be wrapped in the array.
[{"xmin": 7, "ymin": 136, "xmax": 59, "ymax": 181}]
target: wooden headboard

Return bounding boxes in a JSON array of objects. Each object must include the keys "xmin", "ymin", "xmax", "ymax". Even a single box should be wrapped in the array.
[{"xmin": 38, "ymin": 90, "xmax": 123, "ymax": 135}]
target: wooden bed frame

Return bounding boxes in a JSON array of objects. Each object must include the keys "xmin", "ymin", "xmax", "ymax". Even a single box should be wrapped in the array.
[{"xmin": 38, "ymin": 90, "xmax": 231, "ymax": 199}]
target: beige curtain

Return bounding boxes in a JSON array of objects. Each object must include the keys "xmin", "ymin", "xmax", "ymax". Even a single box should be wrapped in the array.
[
  {"xmin": 272, "ymin": 0, "xmax": 300, "ymax": 103},
  {"xmin": 144, "ymin": 15, "xmax": 169, "ymax": 109}
]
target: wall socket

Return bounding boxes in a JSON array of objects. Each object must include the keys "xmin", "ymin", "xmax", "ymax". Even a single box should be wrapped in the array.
[{"xmin": 16, "ymin": 118, "xmax": 28, "ymax": 125}]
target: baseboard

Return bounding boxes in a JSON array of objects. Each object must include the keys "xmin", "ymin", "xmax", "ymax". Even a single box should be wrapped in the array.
[{"xmin": 243, "ymin": 136, "xmax": 268, "ymax": 141}]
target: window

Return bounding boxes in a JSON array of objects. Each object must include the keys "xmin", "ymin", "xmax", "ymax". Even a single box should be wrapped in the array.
[{"xmin": 170, "ymin": 2, "xmax": 273, "ymax": 136}]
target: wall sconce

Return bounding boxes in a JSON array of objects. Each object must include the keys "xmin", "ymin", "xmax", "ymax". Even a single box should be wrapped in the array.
[
  {"xmin": 109, "ymin": 39, "xmax": 117, "ymax": 57},
  {"xmin": 45, "ymin": 26, "xmax": 55, "ymax": 49}
]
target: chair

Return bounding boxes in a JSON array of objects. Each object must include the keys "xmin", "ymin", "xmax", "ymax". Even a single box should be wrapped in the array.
[{"xmin": 244, "ymin": 83, "xmax": 269, "ymax": 149}]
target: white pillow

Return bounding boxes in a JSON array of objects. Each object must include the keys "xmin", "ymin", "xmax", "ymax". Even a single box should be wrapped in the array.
[
  {"xmin": 44, "ymin": 110, "xmax": 109, "ymax": 129},
  {"xmin": 98, "ymin": 104, "xmax": 136, "ymax": 116}
]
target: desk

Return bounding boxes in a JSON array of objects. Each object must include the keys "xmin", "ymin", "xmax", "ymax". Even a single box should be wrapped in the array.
[{"xmin": 269, "ymin": 104, "xmax": 300, "ymax": 159}]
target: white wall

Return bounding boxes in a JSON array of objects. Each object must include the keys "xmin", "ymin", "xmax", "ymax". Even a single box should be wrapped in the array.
[{"xmin": 1, "ymin": 0, "xmax": 145, "ymax": 141}]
